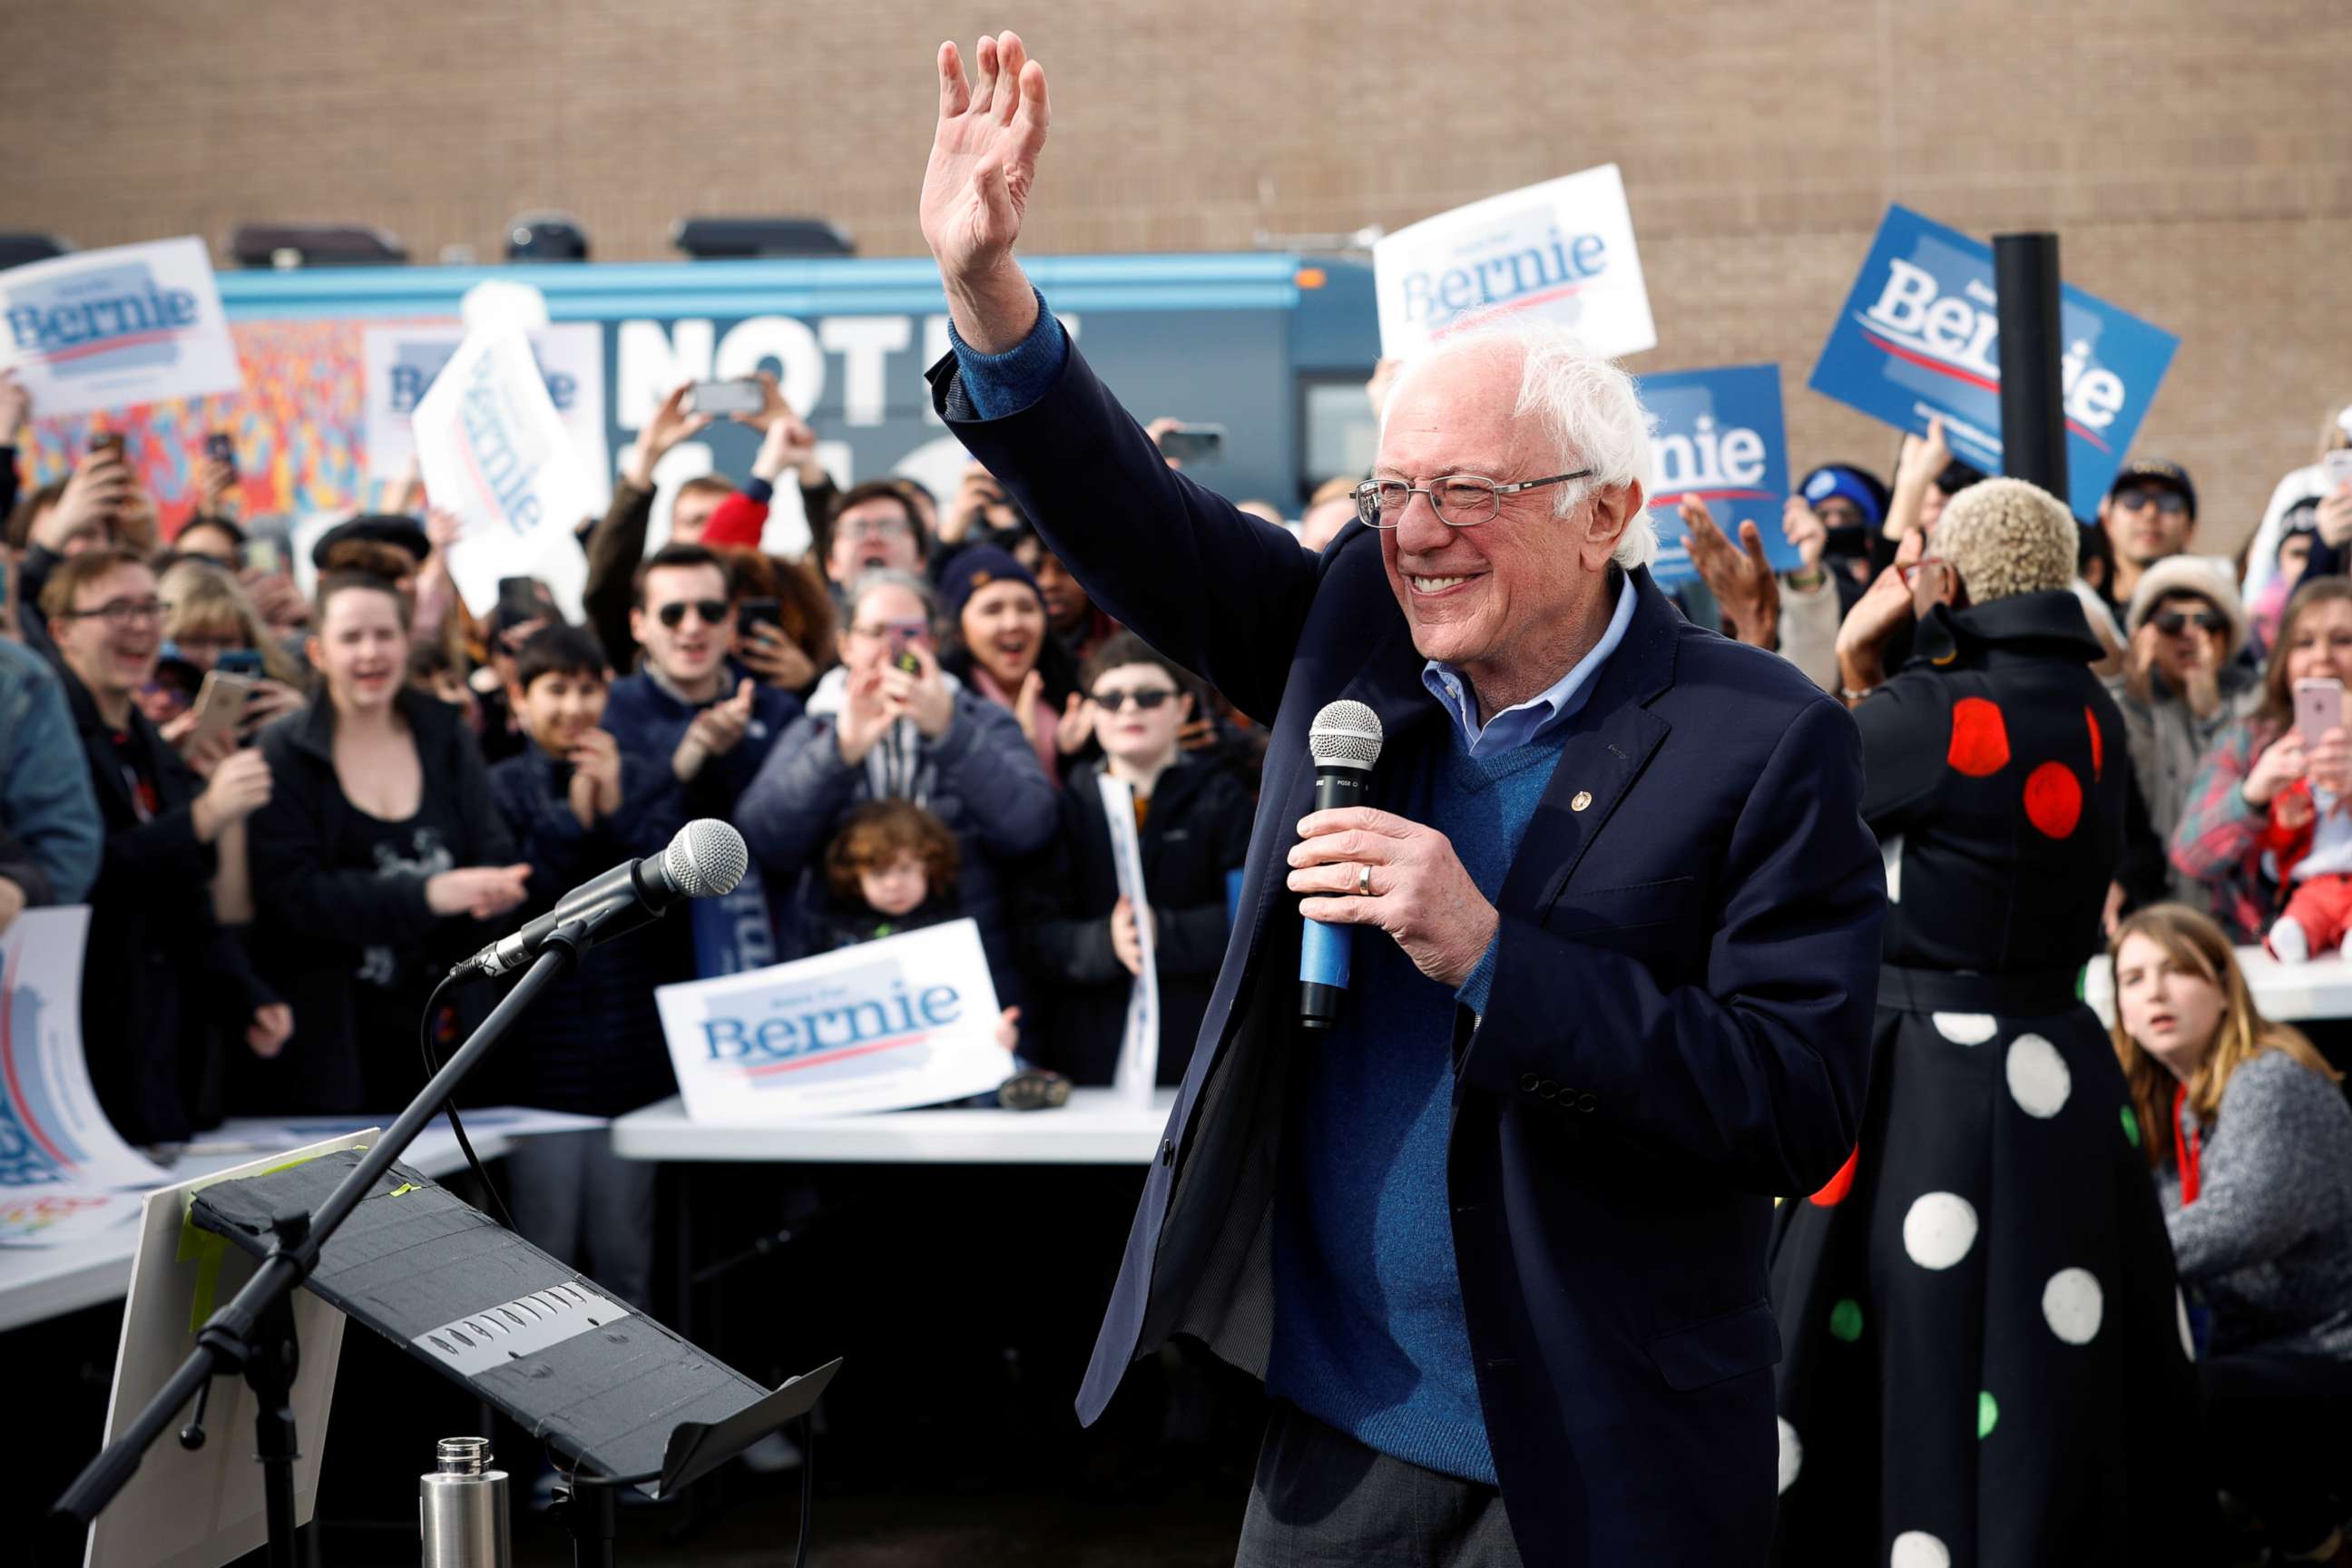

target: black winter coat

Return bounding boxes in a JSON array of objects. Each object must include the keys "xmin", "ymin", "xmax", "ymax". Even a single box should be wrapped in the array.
[
  {"xmin": 57, "ymin": 662, "xmax": 274, "ymax": 1143},
  {"xmin": 245, "ymin": 689, "xmax": 516, "ymax": 1112},
  {"xmin": 1857, "ymin": 591, "xmax": 2125, "ymax": 972},
  {"xmin": 1011, "ymin": 757, "xmax": 1252, "ymax": 1086}
]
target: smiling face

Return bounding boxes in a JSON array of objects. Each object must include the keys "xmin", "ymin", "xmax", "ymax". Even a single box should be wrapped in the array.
[
  {"xmin": 2113, "ymin": 931, "xmax": 2225, "ymax": 1080},
  {"xmin": 310, "ymin": 583, "xmax": 409, "ymax": 714},
  {"xmin": 1375, "ymin": 345, "xmax": 1625, "ymax": 705},
  {"xmin": 54, "ymin": 562, "xmax": 163, "ymax": 704},
  {"xmin": 2283, "ymin": 596, "xmax": 2352, "ymax": 689},
  {"xmin": 517, "ymin": 668, "xmax": 608, "ymax": 754},
  {"xmin": 961, "ymin": 578, "xmax": 1045, "ymax": 690},
  {"xmin": 1088, "ymin": 661, "xmax": 1190, "ymax": 770},
  {"xmin": 631, "ymin": 563, "xmax": 734, "ymax": 691}
]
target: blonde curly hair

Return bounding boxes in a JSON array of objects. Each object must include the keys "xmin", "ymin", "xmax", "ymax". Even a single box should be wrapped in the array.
[{"xmin": 1932, "ymin": 476, "xmax": 2077, "ymax": 604}]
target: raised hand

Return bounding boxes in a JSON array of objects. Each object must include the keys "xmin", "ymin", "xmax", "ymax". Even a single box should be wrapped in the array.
[
  {"xmin": 623, "ymin": 383, "xmax": 714, "ymax": 491},
  {"xmin": 921, "ymin": 34, "xmax": 1052, "ymax": 352},
  {"xmin": 836, "ymin": 665, "xmax": 896, "ymax": 766},
  {"xmin": 1056, "ymin": 690, "xmax": 1096, "ymax": 756},
  {"xmin": 1780, "ymin": 495, "xmax": 1828, "ymax": 578}
]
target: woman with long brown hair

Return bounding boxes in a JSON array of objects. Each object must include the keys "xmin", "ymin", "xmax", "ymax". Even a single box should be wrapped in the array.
[
  {"xmin": 2171, "ymin": 577, "xmax": 2352, "ymax": 943},
  {"xmin": 2110, "ymin": 904, "xmax": 2352, "ymax": 1564}
]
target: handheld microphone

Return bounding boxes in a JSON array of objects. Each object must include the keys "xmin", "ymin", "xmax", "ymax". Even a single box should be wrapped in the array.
[
  {"xmin": 453, "ymin": 818, "xmax": 749, "ymax": 980},
  {"xmin": 1299, "ymin": 700, "xmax": 1383, "ymax": 1030}
]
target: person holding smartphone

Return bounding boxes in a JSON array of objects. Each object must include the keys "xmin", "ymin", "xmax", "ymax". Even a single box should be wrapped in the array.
[
  {"xmin": 40, "ymin": 547, "xmax": 289, "ymax": 1143},
  {"xmin": 2173, "ymin": 578, "xmax": 2352, "ymax": 945},
  {"xmin": 736, "ymin": 568, "xmax": 1055, "ymax": 1002}
]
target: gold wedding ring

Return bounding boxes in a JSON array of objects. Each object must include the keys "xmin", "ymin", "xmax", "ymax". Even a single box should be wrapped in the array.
[{"xmin": 1357, "ymin": 863, "xmax": 1374, "ymax": 897}]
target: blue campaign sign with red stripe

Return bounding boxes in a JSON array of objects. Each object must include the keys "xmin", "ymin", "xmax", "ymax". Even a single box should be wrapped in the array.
[
  {"xmin": 1638, "ymin": 363, "xmax": 1790, "ymax": 589},
  {"xmin": 1808, "ymin": 205, "xmax": 2179, "ymax": 521}
]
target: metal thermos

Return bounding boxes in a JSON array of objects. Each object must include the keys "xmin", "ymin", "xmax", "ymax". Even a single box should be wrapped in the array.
[{"xmin": 419, "ymin": 1436, "xmax": 511, "ymax": 1568}]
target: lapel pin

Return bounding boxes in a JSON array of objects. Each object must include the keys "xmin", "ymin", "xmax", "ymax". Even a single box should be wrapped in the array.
[{"xmin": 1571, "ymin": 790, "xmax": 1593, "ymax": 812}]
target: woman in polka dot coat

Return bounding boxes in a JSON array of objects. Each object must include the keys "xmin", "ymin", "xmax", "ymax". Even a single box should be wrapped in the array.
[{"xmin": 1775, "ymin": 478, "xmax": 2210, "ymax": 1565}]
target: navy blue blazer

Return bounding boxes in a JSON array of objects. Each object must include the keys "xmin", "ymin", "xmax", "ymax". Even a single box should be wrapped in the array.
[{"xmin": 933, "ymin": 344, "xmax": 1885, "ymax": 1565}]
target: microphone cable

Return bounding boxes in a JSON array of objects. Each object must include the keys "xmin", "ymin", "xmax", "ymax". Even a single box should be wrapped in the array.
[{"xmin": 416, "ymin": 968, "xmax": 516, "ymax": 1230}]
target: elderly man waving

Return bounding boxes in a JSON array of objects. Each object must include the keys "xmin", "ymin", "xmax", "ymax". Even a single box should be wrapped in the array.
[{"xmin": 919, "ymin": 34, "xmax": 1883, "ymax": 1567}]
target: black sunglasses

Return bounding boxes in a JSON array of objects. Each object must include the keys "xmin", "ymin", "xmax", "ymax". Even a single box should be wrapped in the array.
[
  {"xmin": 654, "ymin": 599, "xmax": 731, "ymax": 629},
  {"xmin": 2151, "ymin": 610, "xmax": 2227, "ymax": 636},
  {"xmin": 1091, "ymin": 689, "xmax": 1178, "ymax": 711},
  {"xmin": 2113, "ymin": 486, "xmax": 2190, "ymax": 517}
]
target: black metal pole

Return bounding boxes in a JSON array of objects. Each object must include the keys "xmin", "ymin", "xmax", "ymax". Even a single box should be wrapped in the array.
[
  {"xmin": 1994, "ymin": 231, "xmax": 2069, "ymax": 503},
  {"xmin": 53, "ymin": 929, "xmax": 590, "ymax": 1539}
]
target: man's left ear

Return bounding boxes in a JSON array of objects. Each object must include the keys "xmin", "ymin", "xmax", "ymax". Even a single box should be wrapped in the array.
[{"xmin": 1579, "ymin": 480, "xmax": 1643, "ymax": 573}]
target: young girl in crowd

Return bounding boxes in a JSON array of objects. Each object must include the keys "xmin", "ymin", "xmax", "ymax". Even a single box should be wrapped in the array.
[
  {"xmin": 816, "ymin": 799, "xmax": 967, "ymax": 950},
  {"xmin": 816, "ymin": 798, "xmax": 1024, "ymax": 1056},
  {"xmin": 245, "ymin": 572, "xmax": 532, "ymax": 1112},
  {"xmin": 2110, "ymin": 905, "xmax": 2352, "ymax": 1565},
  {"xmin": 2174, "ymin": 577, "xmax": 2352, "ymax": 944}
]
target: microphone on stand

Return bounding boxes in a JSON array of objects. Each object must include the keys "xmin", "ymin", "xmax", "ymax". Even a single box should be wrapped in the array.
[
  {"xmin": 451, "ymin": 818, "xmax": 749, "ymax": 980},
  {"xmin": 1298, "ymin": 700, "xmax": 1384, "ymax": 1030}
]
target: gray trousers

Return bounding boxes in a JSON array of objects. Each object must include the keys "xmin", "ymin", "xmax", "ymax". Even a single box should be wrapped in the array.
[
  {"xmin": 1236, "ymin": 1402, "xmax": 1522, "ymax": 1568},
  {"xmin": 504, "ymin": 1129, "xmax": 656, "ymax": 1311}
]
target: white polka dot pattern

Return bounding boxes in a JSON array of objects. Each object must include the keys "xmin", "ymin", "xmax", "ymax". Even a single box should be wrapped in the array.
[
  {"xmin": 1902, "ymin": 1192, "xmax": 1979, "ymax": 1270},
  {"xmin": 1890, "ymin": 1531, "xmax": 1951, "ymax": 1568},
  {"xmin": 2004, "ymin": 1034, "xmax": 2072, "ymax": 1118},
  {"xmin": 2043, "ymin": 1269, "xmax": 2103, "ymax": 1345},
  {"xmin": 1931, "ymin": 1013, "xmax": 1996, "ymax": 1046}
]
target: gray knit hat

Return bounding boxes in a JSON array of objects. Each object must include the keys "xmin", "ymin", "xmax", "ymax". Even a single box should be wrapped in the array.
[{"xmin": 1933, "ymin": 477, "xmax": 2078, "ymax": 604}]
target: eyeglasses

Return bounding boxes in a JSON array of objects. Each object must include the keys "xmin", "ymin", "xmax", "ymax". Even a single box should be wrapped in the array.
[
  {"xmin": 1091, "ymin": 689, "xmax": 1179, "ymax": 711},
  {"xmin": 1352, "ymin": 470, "xmax": 1594, "ymax": 529},
  {"xmin": 2112, "ymin": 486, "xmax": 2190, "ymax": 517},
  {"xmin": 60, "ymin": 598, "xmax": 168, "ymax": 628},
  {"xmin": 2152, "ymin": 610, "xmax": 2227, "ymax": 636},
  {"xmin": 653, "ymin": 599, "xmax": 731, "ymax": 630},
  {"xmin": 839, "ymin": 516, "xmax": 914, "ymax": 542},
  {"xmin": 849, "ymin": 618, "xmax": 933, "ymax": 643}
]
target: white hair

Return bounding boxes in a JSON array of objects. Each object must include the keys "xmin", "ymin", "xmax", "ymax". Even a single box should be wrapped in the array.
[{"xmin": 1381, "ymin": 318, "xmax": 1657, "ymax": 571}]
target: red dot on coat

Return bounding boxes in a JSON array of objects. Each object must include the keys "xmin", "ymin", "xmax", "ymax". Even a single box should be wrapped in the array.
[
  {"xmin": 1947, "ymin": 698, "xmax": 2011, "ymax": 777},
  {"xmin": 2024, "ymin": 761, "xmax": 2083, "ymax": 839},
  {"xmin": 1809, "ymin": 1147, "xmax": 1859, "ymax": 1207},
  {"xmin": 2085, "ymin": 706, "xmax": 2103, "ymax": 780}
]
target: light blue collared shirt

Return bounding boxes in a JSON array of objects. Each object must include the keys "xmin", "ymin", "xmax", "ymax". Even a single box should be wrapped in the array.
[{"xmin": 1418, "ymin": 568, "xmax": 1636, "ymax": 759}]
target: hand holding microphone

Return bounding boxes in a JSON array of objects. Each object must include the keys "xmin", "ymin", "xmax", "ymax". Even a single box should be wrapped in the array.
[{"xmin": 1291, "ymin": 701, "xmax": 1498, "ymax": 1011}]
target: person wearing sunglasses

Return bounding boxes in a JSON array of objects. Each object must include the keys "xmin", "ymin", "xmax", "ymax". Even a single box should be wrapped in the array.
[
  {"xmin": 2114, "ymin": 559, "xmax": 2259, "ymax": 908},
  {"xmin": 1012, "ymin": 632, "xmax": 1252, "ymax": 1089},
  {"xmin": 603, "ymin": 542, "xmax": 800, "ymax": 818},
  {"xmin": 2097, "ymin": 458, "xmax": 2201, "ymax": 615},
  {"xmin": 916, "ymin": 34, "xmax": 1886, "ymax": 1565},
  {"xmin": 39, "ymin": 546, "xmax": 287, "ymax": 1144}
]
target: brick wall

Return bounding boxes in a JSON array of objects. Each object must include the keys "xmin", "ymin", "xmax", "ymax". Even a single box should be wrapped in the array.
[{"xmin": 7, "ymin": 0, "xmax": 2349, "ymax": 549}]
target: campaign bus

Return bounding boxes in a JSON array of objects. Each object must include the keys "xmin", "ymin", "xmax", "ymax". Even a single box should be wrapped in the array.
[{"xmin": 14, "ymin": 250, "xmax": 1383, "ymax": 551}]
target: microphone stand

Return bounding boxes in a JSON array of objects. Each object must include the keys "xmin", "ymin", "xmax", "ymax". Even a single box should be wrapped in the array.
[{"xmin": 53, "ymin": 915, "xmax": 604, "ymax": 1565}]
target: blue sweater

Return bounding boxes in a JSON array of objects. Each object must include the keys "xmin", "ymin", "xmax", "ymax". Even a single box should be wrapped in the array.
[{"xmin": 1269, "ymin": 720, "xmax": 1568, "ymax": 1485}]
